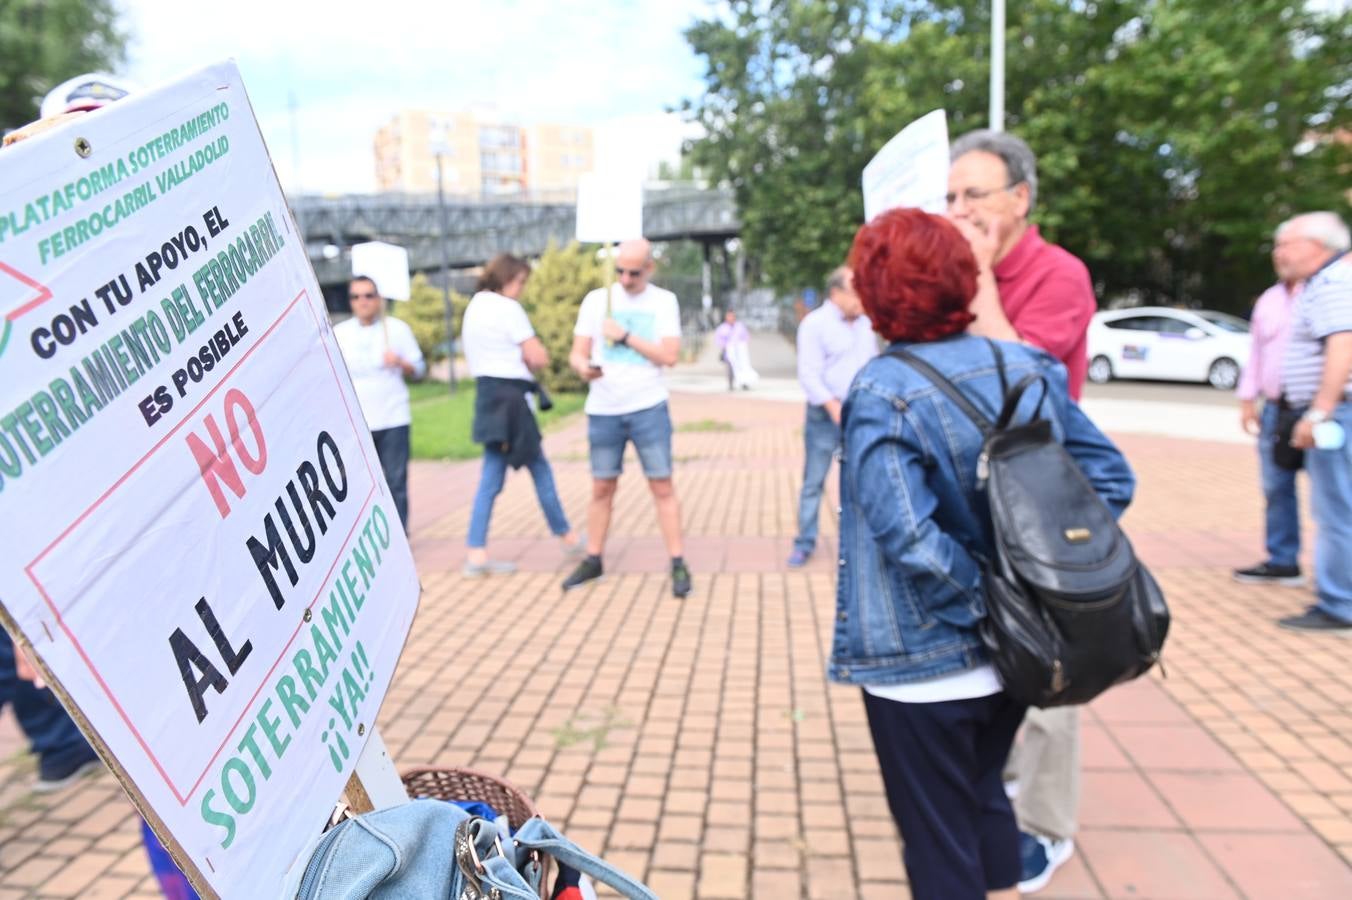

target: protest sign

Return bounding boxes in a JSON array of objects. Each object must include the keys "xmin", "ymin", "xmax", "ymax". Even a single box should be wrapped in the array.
[
  {"xmin": 861, "ymin": 109, "xmax": 950, "ymax": 221},
  {"xmin": 349, "ymin": 241, "xmax": 410, "ymax": 302},
  {"xmin": 0, "ymin": 61, "xmax": 419, "ymax": 897},
  {"xmin": 575, "ymin": 172, "xmax": 643, "ymax": 243}
]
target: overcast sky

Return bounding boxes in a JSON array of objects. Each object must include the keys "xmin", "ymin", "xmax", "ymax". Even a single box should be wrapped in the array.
[{"xmin": 119, "ymin": 0, "xmax": 711, "ymax": 194}]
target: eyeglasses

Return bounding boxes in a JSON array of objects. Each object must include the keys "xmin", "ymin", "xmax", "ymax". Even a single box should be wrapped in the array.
[
  {"xmin": 349, "ymin": 291, "xmax": 378, "ymax": 300},
  {"xmin": 615, "ymin": 267, "xmax": 645, "ymax": 278},
  {"xmin": 945, "ymin": 182, "xmax": 1020, "ymax": 208}
]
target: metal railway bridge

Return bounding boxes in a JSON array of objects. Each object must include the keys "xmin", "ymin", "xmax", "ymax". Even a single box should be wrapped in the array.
[{"xmin": 292, "ymin": 186, "xmax": 741, "ymax": 295}]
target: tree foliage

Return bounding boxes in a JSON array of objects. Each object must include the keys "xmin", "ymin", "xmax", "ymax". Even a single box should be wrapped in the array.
[
  {"xmin": 519, "ymin": 241, "xmax": 605, "ymax": 393},
  {"xmin": 684, "ymin": 0, "xmax": 1351, "ymax": 311},
  {"xmin": 392, "ymin": 273, "xmax": 467, "ymax": 363},
  {"xmin": 0, "ymin": 0, "xmax": 126, "ymax": 130}
]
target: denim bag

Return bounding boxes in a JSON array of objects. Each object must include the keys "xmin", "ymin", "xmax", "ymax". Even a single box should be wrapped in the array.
[{"xmin": 297, "ymin": 798, "xmax": 657, "ymax": 900}]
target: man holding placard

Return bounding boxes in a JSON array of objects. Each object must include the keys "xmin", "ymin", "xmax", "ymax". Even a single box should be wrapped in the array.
[
  {"xmin": 564, "ymin": 239, "xmax": 692, "ymax": 598},
  {"xmin": 946, "ymin": 128, "xmax": 1097, "ymax": 894},
  {"xmin": 335, "ymin": 275, "xmax": 426, "ymax": 529}
]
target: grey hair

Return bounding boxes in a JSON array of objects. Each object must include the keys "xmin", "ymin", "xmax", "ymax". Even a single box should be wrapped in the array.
[
  {"xmin": 1277, "ymin": 211, "xmax": 1351, "ymax": 252},
  {"xmin": 950, "ymin": 129, "xmax": 1039, "ymax": 211},
  {"xmin": 826, "ymin": 266, "xmax": 851, "ymax": 294}
]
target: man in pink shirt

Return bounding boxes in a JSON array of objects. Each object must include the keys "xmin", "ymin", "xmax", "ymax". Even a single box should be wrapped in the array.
[
  {"xmin": 946, "ymin": 131, "xmax": 1098, "ymax": 400},
  {"xmin": 1233, "ymin": 221, "xmax": 1306, "ymax": 586},
  {"xmin": 947, "ymin": 129, "xmax": 1099, "ymax": 894}
]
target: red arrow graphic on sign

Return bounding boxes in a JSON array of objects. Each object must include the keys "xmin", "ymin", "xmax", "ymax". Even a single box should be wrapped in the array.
[{"xmin": 0, "ymin": 262, "xmax": 54, "ymax": 357}]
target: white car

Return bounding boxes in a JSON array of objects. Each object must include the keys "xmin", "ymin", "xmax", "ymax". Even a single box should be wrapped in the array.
[{"xmin": 1087, "ymin": 307, "xmax": 1251, "ymax": 390}]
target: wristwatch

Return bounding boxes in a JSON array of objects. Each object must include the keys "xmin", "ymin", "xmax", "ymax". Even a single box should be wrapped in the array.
[
  {"xmin": 618, "ymin": 331, "xmax": 631, "ymax": 347},
  {"xmin": 1302, "ymin": 408, "xmax": 1330, "ymax": 424}
]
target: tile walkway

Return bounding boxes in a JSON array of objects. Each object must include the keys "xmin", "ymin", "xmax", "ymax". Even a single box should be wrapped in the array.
[{"xmin": 2, "ymin": 390, "xmax": 1350, "ymax": 898}]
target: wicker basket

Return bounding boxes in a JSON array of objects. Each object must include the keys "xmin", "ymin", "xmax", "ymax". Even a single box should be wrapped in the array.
[{"xmin": 400, "ymin": 766, "xmax": 550, "ymax": 898}]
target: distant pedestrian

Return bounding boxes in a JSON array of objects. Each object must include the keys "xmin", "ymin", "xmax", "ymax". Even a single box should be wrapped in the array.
[
  {"xmin": 788, "ymin": 267, "xmax": 876, "ymax": 568},
  {"xmin": 563, "ymin": 239, "xmax": 691, "ymax": 598},
  {"xmin": 1233, "ymin": 221, "xmax": 1307, "ymax": 587},
  {"xmin": 947, "ymin": 128, "xmax": 1099, "ymax": 892},
  {"xmin": 832, "ymin": 208, "xmax": 1133, "ymax": 900},
  {"xmin": 334, "ymin": 276, "xmax": 426, "ymax": 530},
  {"xmin": 1278, "ymin": 212, "xmax": 1352, "ymax": 635},
  {"xmin": 461, "ymin": 254, "xmax": 583, "ymax": 577},
  {"xmin": 713, "ymin": 309, "xmax": 756, "ymax": 390}
]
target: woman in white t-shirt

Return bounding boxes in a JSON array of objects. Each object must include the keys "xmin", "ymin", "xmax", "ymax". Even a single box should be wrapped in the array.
[{"xmin": 461, "ymin": 254, "xmax": 582, "ymax": 576}]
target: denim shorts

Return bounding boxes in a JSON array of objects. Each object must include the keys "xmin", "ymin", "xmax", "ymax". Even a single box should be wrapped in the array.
[{"xmin": 588, "ymin": 401, "xmax": 673, "ymax": 480}]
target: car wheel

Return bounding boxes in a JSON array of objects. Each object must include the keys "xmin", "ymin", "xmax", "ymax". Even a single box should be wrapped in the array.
[
  {"xmin": 1208, "ymin": 357, "xmax": 1240, "ymax": 390},
  {"xmin": 1088, "ymin": 355, "xmax": 1114, "ymax": 384}
]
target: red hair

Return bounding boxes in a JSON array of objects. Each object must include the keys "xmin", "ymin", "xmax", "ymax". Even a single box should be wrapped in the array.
[{"xmin": 848, "ymin": 208, "xmax": 978, "ymax": 343}]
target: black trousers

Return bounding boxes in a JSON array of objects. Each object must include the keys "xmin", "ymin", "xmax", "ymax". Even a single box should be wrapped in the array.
[
  {"xmin": 370, "ymin": 425, "xmax": 410, "ymax": 530},
  {"xmin": 863, "ymin": 689, "xmax": 1027, "ymax": 899}
]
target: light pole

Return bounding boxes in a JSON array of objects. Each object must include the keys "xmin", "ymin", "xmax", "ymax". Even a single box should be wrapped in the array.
[
  {"xmin": 990, "ymin": 0, "xmax": 1006, "ymax": 132},
  {"xmin": 434, "ymin": 151, "xmax": 457, "ymax": 394}
]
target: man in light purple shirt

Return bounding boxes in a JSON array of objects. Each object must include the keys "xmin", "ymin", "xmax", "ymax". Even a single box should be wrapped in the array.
[
  {"xmin": 789, "ymin": 267, "xmax": 878, "ymax": 567},
  {"xmin": 1233, "ymin": 218, "xmax": 1307, "ymax": 587}
]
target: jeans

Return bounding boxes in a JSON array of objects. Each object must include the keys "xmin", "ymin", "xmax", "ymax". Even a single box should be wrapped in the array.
[
  {"xmin": 1307, "ymin": 402, "xmax": 1352, "ymax": 623},
  {"xmin": 371, "ymin": 425, "xmax": 410, "ymax": 530},
  {"xmin": 0, "ymin": 631, "xmax": 94, "ymax": 772},
  {"xmin": 468, "ymin": 445, "xmax": 571, "ymax": 548},
  {"xmin": 587, "ymin": 402, "xmax": 674, "ymax": 480},
  {"xmin": 1259, "ymin": 401, "xmax": 1302, "ymax": 567},
  {"xmin": 794, "ymin": 404, "xmax": 842, "ymax": 554}
]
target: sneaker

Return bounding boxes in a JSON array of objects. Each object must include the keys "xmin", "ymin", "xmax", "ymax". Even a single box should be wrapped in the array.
[
  {"xmin": 34, "ymin": 754, "xmax": 101, "ymax": 794},
  {"xmin": 1232, "ymin": 562, "xmax": 1304, "ymax": 586},
  {"xmin": 462, "ymin": 560, "xmax": 518, "ymax": 578},
  {"xmin": 562, "ymin": 556, "xmax": 604, "ymax": 592},
  {"xmin": 787, "ymin": 548, "xmax": 811, "ymax": 568},
  {"xmin": 1018, "ymin": 831, "xmax": 1074, "ymax": 894},
  {"xmin": 1278, "ymin": 606, "xmax": 1352, "ymax": 635},
  {"xmin": 561, "ymin": 531, "xmax": 588, "ymax": 560},
  {"xmin": 671, "ymin": 561, "xmax": 693, "ymax": 599}
]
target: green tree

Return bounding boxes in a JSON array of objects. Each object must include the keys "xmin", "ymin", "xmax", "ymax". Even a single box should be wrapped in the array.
[
  {"xmin": 392, "ymin": 273, "xmax": 467, "ymax": 363},
  {"xmin": 0, "ymin": 0, "xmax": 126, "ymax": 130},
  {"xmin": 519, "ymin": 241, "xmax": 605, "ymax": 392},
  {"xmin": 684, "ymin": 0, "xmax": 1351, "ymax": 311}
]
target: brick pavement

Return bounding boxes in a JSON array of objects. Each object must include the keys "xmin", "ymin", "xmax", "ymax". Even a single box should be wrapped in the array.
[{"xmin": 2, "ymin": 390, "xmax": 1351, "ymax": 899}]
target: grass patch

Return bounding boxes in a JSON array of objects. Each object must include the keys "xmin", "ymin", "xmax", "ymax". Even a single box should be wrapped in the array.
[
  {"xmin": 676, "ymin": 418, "xmax": 736, "ymax": 433},
  {"xmin": 408, "ymin": 381, "xmax": 585, "ymax": 461}
]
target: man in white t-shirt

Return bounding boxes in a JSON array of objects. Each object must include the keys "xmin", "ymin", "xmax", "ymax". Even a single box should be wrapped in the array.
[
  {"xmin": 334, "ymin": 276, "xmax": 426, "ymax": 530},
  {"xmin": 563, "ymin": 239, "xmax": 691, "ymax": 597}
]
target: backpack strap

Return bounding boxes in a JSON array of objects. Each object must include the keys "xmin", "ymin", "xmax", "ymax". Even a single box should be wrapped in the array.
[
  {"xmin": 995, "ymin": 372, "xmax": 1051, "ymax": 430},
  {"xmin": 985, "ymin": 339, "xmax": 1010, "ymax": 399},
  {"xmin": 884, "ymin": 346, "xmax": 995, "ymax": 437}
]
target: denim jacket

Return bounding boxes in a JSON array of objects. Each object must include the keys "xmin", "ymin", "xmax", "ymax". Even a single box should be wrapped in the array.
[{"xmin": 829, "ymin": 335, "xmax": 1135, "ymax": 686}]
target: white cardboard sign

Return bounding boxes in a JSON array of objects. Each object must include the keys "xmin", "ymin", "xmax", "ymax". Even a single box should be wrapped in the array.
[
  {"xmin": 350, "ymin": 241, "xmax": 411, "ymax": 302},
  {"xmin": 0, "ymin": 61, "xmax": 419, "ymax": 898},
  {"xmin": 575, "ymin": 172, "xmax": 643, "ymax": 243},
  {"xmin": 861, "ymin": 109, "xmax": 950, "ymax": 221}
]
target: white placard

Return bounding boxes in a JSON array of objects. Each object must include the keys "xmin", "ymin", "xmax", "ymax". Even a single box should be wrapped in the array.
[
  {"xmin": 861, "ymin": 109, "xmax": 950, "ymax": 220},
  {"xmin": 575, "ymin": 172, "xmax": 643, "ymax": 243},
  {"xmin": 350, "ymin": 241, "xmax": 410, "ymax": 301},
  {"xmin": 0, "ymin": 61, "xmax": 419, "ymax": 898}
]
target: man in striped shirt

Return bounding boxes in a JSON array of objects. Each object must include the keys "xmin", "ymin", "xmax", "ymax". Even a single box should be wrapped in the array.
[{"xmin": 1277, "ymin": 211, "xmax": 1352, "ymax": 634}]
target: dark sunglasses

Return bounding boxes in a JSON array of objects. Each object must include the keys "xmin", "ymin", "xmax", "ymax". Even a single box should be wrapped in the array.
[
  {"xmin": 349, "ymin": 291, "xmax": 378, "ymax": 300},
  {"xmin": 615, "ymin": 267, "xmax": 645, "ymax": 278}
]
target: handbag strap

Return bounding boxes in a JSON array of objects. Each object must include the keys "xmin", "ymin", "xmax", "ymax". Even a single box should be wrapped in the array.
[{"xmin": 486, "ymin": 817, "xmax": 658, "ymax": 900}]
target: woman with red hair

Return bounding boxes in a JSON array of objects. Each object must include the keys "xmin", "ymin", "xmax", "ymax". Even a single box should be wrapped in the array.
[{"xmin": 828, "ymin": 209, "xmax": 1133, "ymax": 899}]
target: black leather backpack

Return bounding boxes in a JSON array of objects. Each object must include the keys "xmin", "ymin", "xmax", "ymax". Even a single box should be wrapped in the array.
[{"xmin": 887, "ymin": 342, "xmax": 1169, "ymax": 708}]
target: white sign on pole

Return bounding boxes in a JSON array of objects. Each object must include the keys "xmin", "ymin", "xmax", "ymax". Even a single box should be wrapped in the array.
[
  {"xmin": 575, "ymin": 172, "xmax": 643, "ymax": 243},
  {"xmin": 861, "ymin": 109, "xmax": 950, "ymax": 221},
  {"xmin": 0, "ymin": 61, "xmax": 419, "ymax": 898},
  {"xmin": 350, "ymin": 241, "xmax": 411, "ymax": 302}
]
